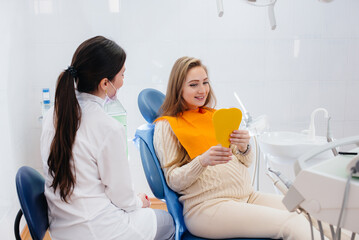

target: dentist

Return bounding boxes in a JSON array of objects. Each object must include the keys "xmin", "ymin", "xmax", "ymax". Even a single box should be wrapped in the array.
[{"xmin": 41, "ymin": 36, "xmax": 174, "ymax": 240}]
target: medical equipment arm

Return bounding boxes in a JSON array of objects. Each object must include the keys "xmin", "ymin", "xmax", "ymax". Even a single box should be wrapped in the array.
[{"xmin": 295, "ymin": 135, "xmax": 359, "ymax": 175}]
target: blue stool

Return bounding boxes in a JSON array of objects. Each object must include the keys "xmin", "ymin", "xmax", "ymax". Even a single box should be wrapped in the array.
[{"xmin": 14, "ymin": 166, "xmax": 49, "ymax": 240}]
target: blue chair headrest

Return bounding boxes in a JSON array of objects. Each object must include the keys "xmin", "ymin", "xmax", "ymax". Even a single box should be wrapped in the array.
[{"xmin": 138, "ymin": 88, "xmax": 165, "ymax": 123}]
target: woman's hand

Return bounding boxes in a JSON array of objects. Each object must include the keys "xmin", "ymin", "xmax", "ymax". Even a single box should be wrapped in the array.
[
  {"xmin": 199, "ymin": 145, "xmax": 232, "ymax": 167},
  {"xmin": 230, "ymin": 130, "xmax": 250, "ymax": 152},
  {"xmin": 138, "ymin": 193, "xmax": 151, "ymax": 208}
]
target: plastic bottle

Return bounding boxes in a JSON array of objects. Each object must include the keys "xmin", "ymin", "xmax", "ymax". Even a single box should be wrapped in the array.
[
  {"xmin": 104, "ymin": 99, "xmax": 128, "ymax": 155},
  {"xmin": 41, "ymin": 88, "xmax": 51, "ymax": 118}
]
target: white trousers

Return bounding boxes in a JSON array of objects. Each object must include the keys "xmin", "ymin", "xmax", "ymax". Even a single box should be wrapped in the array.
[{"xmin": 184, "ymin": 192, "xmax": 331, "ymax": 240}]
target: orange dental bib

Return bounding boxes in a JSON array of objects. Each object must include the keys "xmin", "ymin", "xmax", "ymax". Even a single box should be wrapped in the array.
[{"xmin": 156, "ymin": 108, "xmax": 218, "ymax": 159}]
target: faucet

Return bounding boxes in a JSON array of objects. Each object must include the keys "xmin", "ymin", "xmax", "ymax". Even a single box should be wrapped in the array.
[
  {"xmin": 304, "ymin": 108, "xmax": 338, "ymax": 156},
  {"xmin": 307, "ymin": 108, "xmax": 329, "ymax": 141}
]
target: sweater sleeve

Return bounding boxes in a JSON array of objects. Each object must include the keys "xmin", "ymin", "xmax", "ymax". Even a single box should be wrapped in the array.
[
  {"xmin": 153, "ymin": 120, "xmax": 206, "ymax": 193},
  {"xmin": 230, "ymin": 144, "xmax": 254, "ymax": 168}
]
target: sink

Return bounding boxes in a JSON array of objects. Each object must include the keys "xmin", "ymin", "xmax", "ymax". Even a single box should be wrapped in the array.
[{"xmin": 258, "ymin": 131, "xmax": 333, "ymax": 160}]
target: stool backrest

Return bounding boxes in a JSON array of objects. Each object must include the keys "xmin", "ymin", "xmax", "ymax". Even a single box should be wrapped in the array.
[{"xmin": 16, "ymin": 166, "xmax": 49, "ymax": 240}]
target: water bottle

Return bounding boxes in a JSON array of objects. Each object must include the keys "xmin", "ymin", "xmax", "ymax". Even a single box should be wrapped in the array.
[
  {"xmin": 104, "ymin": 99, "xmax": 128, "ymax": 155},
  {"xmin": 41, "ymin": 88, "xmax": 51, "ymax": 118}
]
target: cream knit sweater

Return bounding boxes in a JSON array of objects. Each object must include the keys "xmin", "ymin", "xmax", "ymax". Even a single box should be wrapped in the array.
[{"xmin": 153, "ymin": 120, "xmax": 254, "ymax": 214}]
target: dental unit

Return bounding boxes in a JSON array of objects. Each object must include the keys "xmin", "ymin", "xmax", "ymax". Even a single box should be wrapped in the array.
[
  {"xmin": 232, "ymin": 91, "xmax": 358, "ymax": 238},
  {"xmin": 262, "ymin": 109, "xmax": 358, "ymax": 239},
  {"xmin": 232, "ymin": 99, "xmax": 359, "ymax": 239},
  {"xmin": 284, "ymin": 136, "xmax": 359, "ymax": 240}
]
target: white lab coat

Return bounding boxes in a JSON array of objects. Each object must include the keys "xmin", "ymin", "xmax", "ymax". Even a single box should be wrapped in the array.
[{"xmin": 41, "ymin": 92, "xmax": 156, "ymax": 240}]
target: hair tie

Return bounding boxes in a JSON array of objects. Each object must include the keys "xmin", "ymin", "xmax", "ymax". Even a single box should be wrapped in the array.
[{"xmin": 66, "ymin": 66, "xmax": 78, "ymax": 78}]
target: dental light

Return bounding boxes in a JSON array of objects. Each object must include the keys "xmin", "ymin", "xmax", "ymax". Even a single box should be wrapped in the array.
[
  {"xmin": 216, "ymin": 0, "xmax": 277, "ymax": 30},
  {"xmin": 215, "ymin": 0, "xmax": 335, "ymax": 30}
]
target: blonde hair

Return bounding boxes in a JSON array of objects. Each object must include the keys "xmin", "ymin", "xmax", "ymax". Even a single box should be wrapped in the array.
[
  {"xmin": 160, "ymin": 57, "xmax": 217, "ymax": 168},
  {"xmin": 160, "ymin": 56, "xmax": 217, "ymax": 117}
]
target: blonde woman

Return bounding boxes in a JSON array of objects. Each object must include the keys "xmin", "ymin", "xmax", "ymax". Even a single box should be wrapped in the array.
[{"xmin": 153, "ymin": 56, "xmax": 330, "ymax": 240}]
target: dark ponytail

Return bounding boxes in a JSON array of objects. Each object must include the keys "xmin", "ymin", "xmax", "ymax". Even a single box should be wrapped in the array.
[
  {"xmin": 48, "ymin": 70, "xmax": 80, "ymax": 202},
  {"xmin": 47, "ymin": 36, "xmax": 126, "ymax": 202}
]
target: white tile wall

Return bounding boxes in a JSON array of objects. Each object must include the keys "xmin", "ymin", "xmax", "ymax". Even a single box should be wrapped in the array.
[
  {"xmin": 292, "ymin": 0, "xmax": 325, "ymax": 37},
  {"xmin": 319, "ymin": 39, "xmax": 351, "ymax": 82},
  {"xmin": 1, "ymin": 0, "xmax": 359, "ymax": 238},
  {"xmin": 0, "ymin": 90, "xmax": 17, "ymax": 216},
  {"xmin": 265, "ymin": 39, "xmax": 295, "ymax": 82},
  {"xmin": 345, "ymin": 81, "xmax": 359, "ymax": 121},
  {"xmin": 292, "ymin": 39, "xmax": 322, "ymax": 82},
  {"xmin": 321, "ymin": 0, "xmax": 351, "ymax": 38},
  {"xmin": 347, "ymin": 39, "xmax": 359, "ymax": 81},
  {"xmin": 291, "ymin": 81, "xmax": 321, "ymax": 122}
]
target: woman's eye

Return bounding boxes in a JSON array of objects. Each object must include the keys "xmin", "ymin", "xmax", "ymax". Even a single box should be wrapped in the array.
[
  {"xmin": 190, "ymin": 84, "xmax": 198, "ymax": 87},
  {"xmin": 203, "ymin": 81, "xmax": 209, "ymax": 85}
]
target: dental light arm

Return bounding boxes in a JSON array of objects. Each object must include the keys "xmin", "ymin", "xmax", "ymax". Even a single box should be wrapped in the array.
[
  {"xmin": 216, "ymin": 0, "xmax": 224, "ymax": 17},
  {"xmin": 267, "ymin": 3, "xmax": 276, "ymax": 30},
  {"xmin": 246, "ymin": 0, "xmax": 277, "ymax": 30},
  {"xmin": 215, "ymin": 0, "xmax": 277, "ymax": 30}
]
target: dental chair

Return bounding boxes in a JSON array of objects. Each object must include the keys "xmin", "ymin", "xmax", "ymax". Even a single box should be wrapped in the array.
[
  {"xmin": 135, "ymin": 88, "xmax": 275, "ymax": 240},
  {"xmin": 14, "ymin": 166, "xmax": 49, "ymax": 240}
]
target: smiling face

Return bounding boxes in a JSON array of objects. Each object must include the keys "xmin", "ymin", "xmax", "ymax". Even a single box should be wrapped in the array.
[
  {"xmin": 181, "ymin": 66, "xmax": 210, "ymax": 110},
  {"xmin": 161, "ymin": 57, "xmax": 217, "ymax": 117}
]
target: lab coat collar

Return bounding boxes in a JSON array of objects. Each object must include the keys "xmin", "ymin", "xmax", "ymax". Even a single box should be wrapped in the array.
[{"xmin": 76, "ymin": 90, "xmax": 105, "ymax": 108}]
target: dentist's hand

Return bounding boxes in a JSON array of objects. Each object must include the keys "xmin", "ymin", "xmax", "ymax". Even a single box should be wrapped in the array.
[
  {"xmin": 199, "ymin": 145, "xmax": 232, "ymax": 167},
  {"xmin": 230, "ymin": 130, "xmax": 250, "ymax": 152},
  {"xmin": 138, "ymin": 193, "xmax": 151, "ymax": 208}
]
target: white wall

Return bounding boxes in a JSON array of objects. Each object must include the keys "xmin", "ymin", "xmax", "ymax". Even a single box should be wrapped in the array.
[{"xmin": 1, "ymin": 0, "xmax": 359, "ymax": 238}]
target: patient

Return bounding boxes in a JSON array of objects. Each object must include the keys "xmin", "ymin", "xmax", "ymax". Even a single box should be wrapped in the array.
[{"xmin": 153, "ymin": 56, "xmax": 332, "ymax": 239}]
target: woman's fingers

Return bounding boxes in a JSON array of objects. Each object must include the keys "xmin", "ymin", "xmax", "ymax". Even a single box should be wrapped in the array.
[
  {"xmin": 201, "ymin": 145, "xmax": 233, "ymax": 167},
  {"xmin": 230, "ymin": 138, "xmax": 249, "ymax": 143},
  {"xmin": 212, "ymin": 145, "xmax": 231, "ymax": 151},
  {"xmin": 230, "ymin": 130, "xmax": 250, "ymax": 148},
  {"xmin": 210, "ymin": 146, "xmax": 230, "ymax": 154},
  {"xmin": 211, "ymin": 150, "xmax": 231, "ymax": 156},
  {"xmin": 233, "ymin": 129, "xmax": 249, "ymax": 135},
  {"xmin": 230, "ymin": 133, "xmax": 250, "ymax": 140},
  {"xmin": 208, "ymin": 157, "xmax": 232, "ymax": 166}
]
